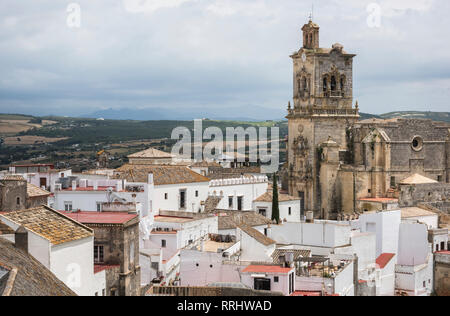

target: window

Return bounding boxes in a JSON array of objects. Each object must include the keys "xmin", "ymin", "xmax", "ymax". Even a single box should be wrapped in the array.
[
  {"xmin": 94, "ymin": 245, "xmax": 104, "ymax": 263},
  {"xmin": 161, "ymin": 240, "xmax": 166, "ymax": 248},
  {"xmin": 64, "ymin": 201, "xmax": 73, "ymax": 211},
  {"xmin": 237, "ymin": 196, "xmax": 243, "ymax": 211},
  {"xmin": 441, "ymin": 242, "xmax": 446, "ymax": 251},
  {"xmin": 437, "ymin": 175, "xmax": 442, "ymax": 182},
  {"xmin": 254, "ymin": 278, "xmax": 271, "ymax": 291},
  {"xmin": 195, "ymin": 191, "xmax": 199, "ymax": 197},
  {"xmin": 16, "ymin": 197, "xmax": 20, "ymax": 206},
  {"xmin": 323, "ymin": 78, "xmax": 327, "ymax": 92},
  {"xmin": 179, "ymin": 190, "xmax": 186, "ymax": 209},
  {"xmin": 110, "ymin": 289, "xmax": 116, "ymax": 296},
  {"xmin": 411, "ymin": 136, "xmax": 423, "ymax": 152},
  {"xmin": 130, "ymin": 241, "xmax": 135, "ymax": 264},
  {"xmin": 302, "ymin": 77, "xmax": 307, "ymax": 91},
  {"xmin": 164, "ymin": 193, "xmax": 168, "ymax": 200},
  {"xmin": 330, "ymin": 76, "xmax": 337, "ymax": 91},
  {"xmin": 102, "ymin": 289, "xmax": 105, "ymax": 296},
  {"xmin": 288, "ymin": 207, "xmax": 292, "ymax": 216},
  {"xmin": 390, "ymin": 176, "xmax": 396, "ymax": 188},
  {"xmin": 258, "ymin": 208, "xmax": 267, "ymax": 217},
  {"xmin": 423, "ymin": 281, "xmax": 426, "ymax": 288},
  {"xmin": 228, "ymin": 196, "xmax": 233, "ymax": 208},
  {"xmin": 274, "ymin": 276, "xmax": 279, "ymax": 283},
  {"xmin": 96, "ymin": 202, "xmax": 102, "ymax": 212},
  {"xmin": 340, "ymin": 78, "xmax": 345, "ymax": 91},
  {"xmin": 264, "ymin": 228, "xmax": 268, "ymax": 236}
]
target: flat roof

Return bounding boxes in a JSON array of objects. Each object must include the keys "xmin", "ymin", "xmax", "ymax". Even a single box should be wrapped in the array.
[
  {"xmin": 202, "ymin": 240, "xmax": 235, "ymax": 253},
  {"xmin": 358, "ymin": 197, "xmax": 398, "ymax": 203},
  {"xmin": 59, "ymin": 211, "xmax": 138, "ymax": 225},
  {"xmin": 400, "ymin": 207, "xmax": 437, "ymax": 218},
  {"xmin": 242, "ymin": 265, "xmax": 293, "ymax": 274}
]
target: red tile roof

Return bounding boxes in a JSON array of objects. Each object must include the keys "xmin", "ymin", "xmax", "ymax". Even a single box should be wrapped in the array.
[
  {"xmin": 94, "ymin": 265, "xmax": 119, "ymax": 274},
  {"xmin": 59, "ymin": 211, "xmax": 138, "ymax": 224},
  {"xmin": 436, "ymin": 251, "xmax": 450, "ymax": 255},
  {"xmin": 242, "ymin": 265, "xmax": 293, "ymax": 274},
  {"xmin": 291, "ymin": 291, "xmax": 321, "ymax": 296},
  {"xmin": 376, "ymin": 253, "xmax": 395, "ymax": 269}
]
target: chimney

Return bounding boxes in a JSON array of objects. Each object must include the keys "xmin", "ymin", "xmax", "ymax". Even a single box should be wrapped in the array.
[
  {"xmin": 306, "ymin": 211, "xmax": 314, "ymax": 223},
  {"xmin": 15, "ymin": 225, "xmax": 28, "ymax": 253},
  {"xmin": 148, "ymin": 173, "xmax": 154, "ymax": 184}
]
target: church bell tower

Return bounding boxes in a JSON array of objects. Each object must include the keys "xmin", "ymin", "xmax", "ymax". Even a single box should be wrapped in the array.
[{"xmin": 286, "ymin": 20, "xmax": 359, "ymax": 218}]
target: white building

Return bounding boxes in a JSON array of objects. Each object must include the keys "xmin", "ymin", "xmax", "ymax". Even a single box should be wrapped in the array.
[
  {"xmin": 395, "ymin": 221, "xmax": 434, "ymax": 296},
  {"xmin": 209, "ymin": 176, "xmax": 268, "ymax": 211},
  {"xmin": 140, "ymin": 211, "xmax": 218, "ymax": 286},
  {"xmin": 236, "ymin": 225, "xmax": 276, "ymax": 262},
  {"xmin": 0, "ymin": 206, "xmax": 103, "ymax": 296},
  {"xmin": 115, "ymin": 164, "xmax": 210, "ymax": 213},
  {"xmin": 7, "ymin": 163, "xmax": 71, "ymax": 191},
  {"xmin": 241, "ymin": 265, "xmax": 295, "ymax": 296},
  {"xmin": 253, "ymin": 191, "xmax": 302, "ymax": 222}
]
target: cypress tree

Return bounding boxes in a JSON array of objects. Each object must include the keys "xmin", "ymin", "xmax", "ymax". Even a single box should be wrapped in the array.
[{"xmin": 272, "ymin": 173, "xmax": 280, "ymax": 224}]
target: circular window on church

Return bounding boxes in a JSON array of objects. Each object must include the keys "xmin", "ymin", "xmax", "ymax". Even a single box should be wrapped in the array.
[{"xmin": 411, "ymin": 136, "xmax": 423, "ymax": 152}]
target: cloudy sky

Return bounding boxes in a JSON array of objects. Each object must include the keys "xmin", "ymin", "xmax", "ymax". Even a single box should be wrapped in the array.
[{"xmin": 0, "ymin": 0, "xmax": 449, "ymax": 118}]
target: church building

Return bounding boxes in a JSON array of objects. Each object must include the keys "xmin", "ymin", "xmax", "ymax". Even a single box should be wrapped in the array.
[{"xmin": 286, "ymin": 20, "xmax": 450, "ymax": 219}]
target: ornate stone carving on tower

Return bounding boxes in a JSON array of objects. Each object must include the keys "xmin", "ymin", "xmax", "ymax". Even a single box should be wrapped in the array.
[{"xmin": 286, "ymin": 20, "xmax": 359, "ymax": 217}]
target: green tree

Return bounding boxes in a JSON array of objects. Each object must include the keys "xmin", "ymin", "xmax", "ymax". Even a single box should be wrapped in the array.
[{"xmin": 272, "ymin": 173, "xmax": 280, "ymax": 224}]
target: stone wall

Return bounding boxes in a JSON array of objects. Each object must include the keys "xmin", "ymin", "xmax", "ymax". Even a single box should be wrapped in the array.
[
  {"xmin": 399, "ymin": 183, "xmax": 450, "ymax": 213},
  {"xmin": 0, "ymin": 179, "xmax": 27, "ymax": 212},
  {"xmin": 434, "ymin": 253, "xmax": 450, "ymax": 296}
]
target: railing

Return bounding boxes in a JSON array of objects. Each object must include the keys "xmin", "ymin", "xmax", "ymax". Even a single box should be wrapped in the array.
[{"xmin": 289, "ymin": 107, "xmax": 359, "ymax": 117}]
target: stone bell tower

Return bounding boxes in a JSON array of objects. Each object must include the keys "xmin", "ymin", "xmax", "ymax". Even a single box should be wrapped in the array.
[{"xmin": 286, "ymin": 20, "xmax": 359, "ymax": 218}]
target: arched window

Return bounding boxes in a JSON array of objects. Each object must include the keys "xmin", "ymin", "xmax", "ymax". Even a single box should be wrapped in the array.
[
  {"xmin": 16, "ymin": 197, "xmax": 20, "ymax": 206},
  {"xmin": 323, "ymin": 78, "xmax": 327, "ymax": 92},
  {"xmin": 331, "ymin": 76, "xmax": 337, "ymax": 91},
  {"xmin": 302, "ymin": 77, "xmax": 307, "ymax": 91},
  {"xmin": 309, "ymin": 34, "xmax": 312, "ymax": 47},
  {"xmin": 340, "ymin": 78, "xmax": 345, "ymax": 91}
]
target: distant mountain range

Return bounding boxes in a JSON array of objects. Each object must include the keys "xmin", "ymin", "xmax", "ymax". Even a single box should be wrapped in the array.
[
  {"xmin": 83, "ymin": 107, "xmax": 450, "ymax": 123},
  {"xmin": 83, "ymin": 106, "xmax": 286, "ymax": 122}
]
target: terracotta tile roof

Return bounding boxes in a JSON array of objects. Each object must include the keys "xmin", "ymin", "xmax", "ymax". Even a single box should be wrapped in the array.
[
  {"xmin": 94, "ymin": 264, "xmax": 119, "ymax": 274},
  {"xmin": 242, "ymin": 265, "xmax": 293, "ymax": 274},
  {"xmin": 190, "ymin": 161, "xmax": 222, "ymax": 168},
  {"xmin": 128, "ymin": 148, "xmax": 174, "ymax": 159},
  {"xmin": 0, "ymin": 206, "xmax": 93, "ymax": 245},
  {"xmin": 237, "ymin": 224, "xmax": 276, "ymax": 246},
  {"xmin": 272, "ymin": 249, "xmax": 311, "ymax": 264},
  {"xmin": 114, "ymin": 164, "xmax": 210, "ymax": 185},
  {"xmin": 400, "ymin": 173, "xmax": 438, "ymax": 185},
  {"xmin": 0, "ymin": 238, "xmax": 76, "ymax": 296},
  {"xmin": 291, "ymin": 291, "xmax": 321, "ymax": 296},
  {"xmin": 254, "ymin": 191, "xmax": 300, "ymax": 203},
  {"xmin": 217, "ymin": 211, "xmax": 272, "ymax": 230},
  {"xmin": 376, "ymin": 253, "xmax": 395, "ymax": 269},
  {"xmin": 27, "ymin": 183, "xmax": 51, "ymax": 198},
  {"xmin": 0, "ymin": 219, "xmax": 14, "ymax": 235},
  {"xmin": 59, "ymin": 211, "xmax": 138, "ymax": 225},
  {"xmin": 400, "ymin": 207, "xmax": 437, "ymax": 218},
  {"xmin": 204, "ymin": 196, "xmax": 223, "ymax": 213}
]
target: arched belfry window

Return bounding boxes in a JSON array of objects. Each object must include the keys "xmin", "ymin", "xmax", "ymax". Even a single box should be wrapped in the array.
[
  {"xmin": 340, "ymin": 77, "xmax": 345, "ymax": 91},
  {"xmin": 323, "ymin": 78, "xmax": 327, "ymax": 92},
  {"xmin": 331, "ymin": 76, "xmax": 337, "ymax": 91},
  {"xmin": 302, "ymin": 77, "xmax": 307, "ymax": 91}
]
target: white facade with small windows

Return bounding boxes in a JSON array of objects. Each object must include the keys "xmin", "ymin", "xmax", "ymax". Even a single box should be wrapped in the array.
[
  {"xmin": 209, "ymin": 176, "xmax": 268, "ymax": 211},
  {"xmin": 253, "ymin": 198, "xmax": 302, "ymax": 223},
  {"xmin": 154, "ymin": 181, "xmax": 210, "ymax": 213}
]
